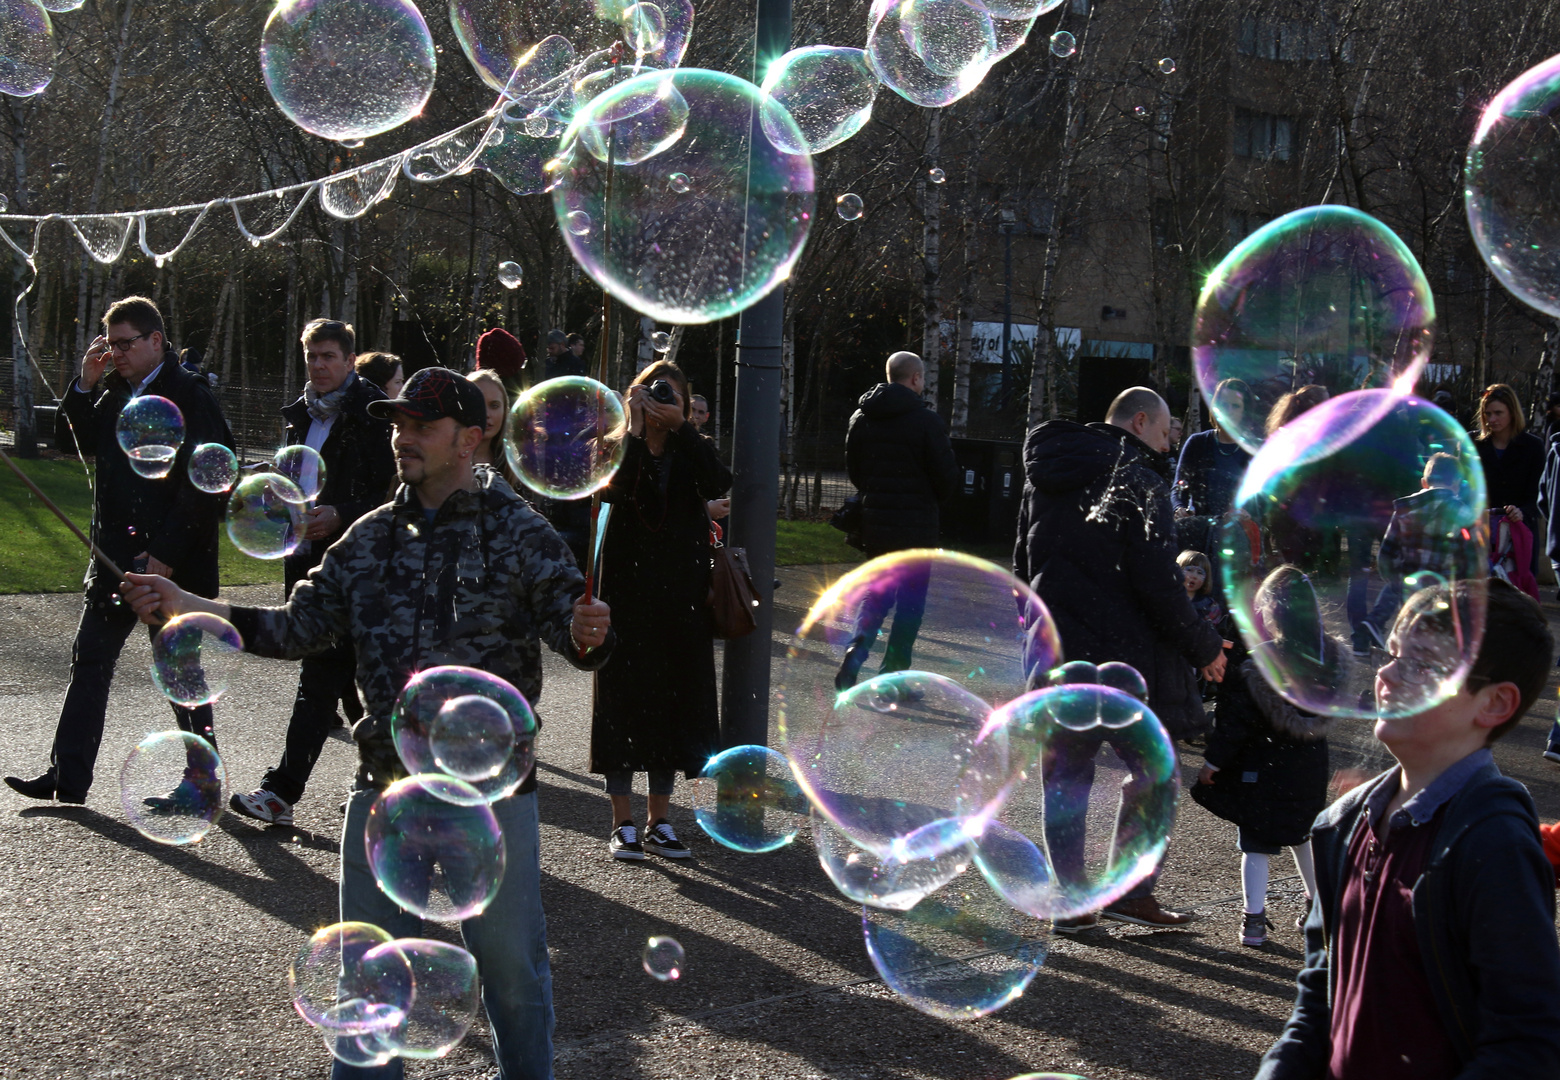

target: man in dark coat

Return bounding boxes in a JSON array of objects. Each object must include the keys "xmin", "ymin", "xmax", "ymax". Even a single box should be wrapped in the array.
[
  {"xmin": 1015, "ymin": 386, "xmax": 1227, "ymax": 929},
  {"xmin": 5, "ymin": 296, "xmax": 233, "ymax": 803},
  {"xmin": 229, "ymin": 318, "xmax": 396, "ymax": 828},
  {"xmin": 836, "ymin": 351, "xmax": 959, "ymax": 688}
]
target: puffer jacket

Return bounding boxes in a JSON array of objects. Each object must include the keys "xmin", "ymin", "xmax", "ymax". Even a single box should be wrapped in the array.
[
  {"xmin": 845, "ymin": 381, "xmax": 959, "ymax": 554},
  {"xmin": 227, "ymin": 469, "xmax": 611, "ymax": 792}
]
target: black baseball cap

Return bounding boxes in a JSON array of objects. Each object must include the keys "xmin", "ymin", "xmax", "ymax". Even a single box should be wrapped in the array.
[{"xmin": 367, "ymin": 366, "xmax": 487, "ymax": 428}]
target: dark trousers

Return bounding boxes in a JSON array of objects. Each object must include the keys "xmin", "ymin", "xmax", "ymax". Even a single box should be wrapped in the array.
[
  {"xmin": 260, "ymin": 640, "xmax": 357, "ymax": 805},
  {"xmin": 839, "ymin": 559, "xmax": 932, "ymax": 684},
  {"xmin": 52, "ymin": 594, "xmax": 215, "ymax": 799}
]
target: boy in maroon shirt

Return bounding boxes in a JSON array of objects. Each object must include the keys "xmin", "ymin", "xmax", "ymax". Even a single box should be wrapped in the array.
[{"xmin": 1258, "ymin": 579, "xmax": 1560, "ymax": 1079}]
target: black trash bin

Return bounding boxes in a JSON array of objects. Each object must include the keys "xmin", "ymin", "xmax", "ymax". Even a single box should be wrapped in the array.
[{"xmin": 948, "ymin": 437, "xmax": 1022, "ymax": 548}]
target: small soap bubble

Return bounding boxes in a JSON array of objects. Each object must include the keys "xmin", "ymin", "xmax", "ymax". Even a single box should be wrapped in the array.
[
  {"xmin": 667, "ymin": 171, "xmax": 691, "ymax": 193},
  {"xmin": 1158, "ymin": 57, "xmax": 1176, "ymax": 74},
  {"xmin": 150, "ymin": 612, "xmax": 245, "ymax": 708},
  {"xmin": 290, "ymin": 922, "xmax": 401, "ymax": 1028},
  {"xmin": 497, "ymin": 260, "xmax": 523, "ymax": 289},
  {"xmin": 1049, "ymin": 31, "xmax": 1076, "ymax": 58},
  {"xmin": 1133, "ymin": 104, "xmax": 1148, "ymax": 117},
  {"xmin": 692, "ymin": 745, "xmax": 808, "ymax": 853},
  {"xmin": 642, "ymin": 936, "xmax": 684, "ymax": 981},
  {"xmin": 391, "ymin": 666, "xmax": 538, "ymax": 804},
  {"xmin": 836, "ymin": 192, "xmax": 864, "ymax": 221},
  {"xmin": 188, "ymin": 442, "xmax": 239, "ymax": 494},
  {"xmin": 0, "ymin": 193, "xmax": 9, "ymax": 213},
  {"xmin": 429, "ymin": 694, "xmax": 517, "ymax": 782},
  {"xmin": 119, "ymin": 731, "xmax": 226, "ymax": 845},
  {"xmin": 503, "ymin": 376, "xmax": 627, "ymax": 501},
  {"xmin": 620, "ymin": 1, "xmax": 667, "ymax": 53},
  {"xmin": 928, "ymin": 166, "xmax": 946, "ymax": 184},
  {"xmin": 116, "ymin": 395, "xmax": 185, "ymax": 479},
  {"xmin": 565, "ymin": 209, "xmax": 592, "ymax": 236},
  {"xmin": 227, "ymin": 472, "xmax": 305, "ymax": 559},
  {"xmin": 650, "ymin": 330, "xmax": 671, "ymax": 353},
  {"xmin": 365, "ymin": 775, "xmax": 506, "ymax": 921},
  {"xmin": 523, "ymin": 114, "xmax": 549, "ymax": 138},
  {"xmin": 274, "ymin": 444, "xmax": 327, "ymax": 503}
]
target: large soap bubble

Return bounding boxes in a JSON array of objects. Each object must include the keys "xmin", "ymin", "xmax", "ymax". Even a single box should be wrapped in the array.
[
  {"xmin": 261, "ymin": 0, "xmax": 437, "ymax": 143},
  {"xmin": 365, "ymin": 775, "xmax": 507, "ymax": 921},
  {"xmin": 1466, "ymin": 53, "xmax": 1560, "ymax": 319},
  {"xmin": 0, "ymin": 0, "xmax": 53, "ymax": 98},
  {"xmin": 981, "ymin": 681, "xmax": 1179, "ymax": 920},
  {"xmin": 357, "ymin": 939, "xmax": 480, "ymax": 1060},
  {"xmin": 150, "ymin": 612, "xmax": 244, "ymax": 708},
  {"xmin": 1225, "ymin": 389, "xmax": 1487, "ymax": 720},
  {"xmin": 866, "ymin": 0, "xmax": 993, "ymax": 107},
  {"xmin": 451, "ymin": 0, "xmax": 605, "ymax": 95},
  {"xmin": 779, "ymin": 551, "xmax": 1060, "ymax": 858},
  {"xmin": 504, "ymin": 376, "xmax": 627, "ymax": 500},
  {"xmin": 813, "ymin": 813, "xmax": 973, "ymax": 911},
  {"xmin": 900, "ymin": 0, "xmax": 996, "ymax": 78},
  {"xmin": 1192, "ymin": 205, "xmax": 1435, "ymax": 454},
  {"xmin": 227, "ymin": 473, "xmax": 305, "ymax": 559},
  {"xmin": 862, "ymin": 868, "xmax": 1050, "ymax": 1019},
  {"xmin": 116, "ymin": 395, "xmax": 185, "ymax": 479},
  {"xmin": 691, "ymin": 744, "xmax": 808, "ymax": 853},
  {"xmin": 119, "ymin": 731, "xmax": 226, "ymax": 845},
  {"xmin": 392, "ymin": 666, "xmax": 538, "ymax": 803},
  {"xmin": 551, "ymin": 68, "xmax": 815, "ymax": 324},
  {"xmin": 761, "ymin": 46, "xmax": 880, "ymax": 155},
  {"xmin": 290, "ymin": 922, "xmax": 408, "ymax": 1027}
]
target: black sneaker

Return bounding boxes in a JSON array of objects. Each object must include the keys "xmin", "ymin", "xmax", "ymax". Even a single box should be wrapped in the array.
[
  {"xmin": 1053, "ymin": 913, "xmax": 1100, "ymax": 934},
  {"xmin": 610, "ymin": 821, "xmax": 646, "ymax": 860},
  {"xmin": 644, "ymin": 820, "xmax": 691, "ymax": 859},
  {"xmin": 1241, "ymin": 910, "xmax": 1271, "ymax": 947},
  {"xmin": 1545, "ymin": 749, "xmax": 1560, "ymax": 766}
]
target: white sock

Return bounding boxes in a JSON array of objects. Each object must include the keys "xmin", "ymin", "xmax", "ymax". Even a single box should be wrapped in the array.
[
  {"xmin": 1242, "ymin": 852, "xmax": 1270, "ymax": 915},
  {"xmin": 1291, "ymin": 841, "xmax": 1318, "ymax": 901}
]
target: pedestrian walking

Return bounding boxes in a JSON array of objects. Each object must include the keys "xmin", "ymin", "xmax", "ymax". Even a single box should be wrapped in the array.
[{"xmin": 1174, "ymin": 378, "xmax": 1253, "ymax": 557}]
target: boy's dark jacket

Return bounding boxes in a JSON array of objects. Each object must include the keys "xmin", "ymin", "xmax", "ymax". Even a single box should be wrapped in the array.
[{"xmin": 1257, "ymin": 760, "xmax": 1560, "ymax": 1078}]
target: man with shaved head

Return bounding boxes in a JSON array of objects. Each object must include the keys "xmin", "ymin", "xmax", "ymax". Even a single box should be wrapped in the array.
[{"xmin": 1014, "ymin": 385, "xmax": 1228, "ymax": 930}]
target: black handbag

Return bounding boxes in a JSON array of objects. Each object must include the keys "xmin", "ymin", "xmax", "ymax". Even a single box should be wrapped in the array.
[{"xmin": 829, "ymin": 494, "xmax": 867, "ymax": 551}]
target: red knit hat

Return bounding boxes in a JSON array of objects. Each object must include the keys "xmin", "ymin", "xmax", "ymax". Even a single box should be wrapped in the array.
[{"xmin": 475, "ymin": 327, "xmax": 527, "ymax": 379}]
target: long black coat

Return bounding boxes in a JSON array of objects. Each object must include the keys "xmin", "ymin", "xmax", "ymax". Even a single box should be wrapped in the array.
[
  {"xmin": 845, "ymin": 382, "xmax": 959, "ymax": 554},
  {"xmin": 56, "ymin": 353, "xmax": 233, "ymax": 600},
  {"xmin": 590, "ymin": 423, "xmax": 732, "ymax": 777},
  {"xmin": 1013, "ymin": 421, "xmax": 1223, "ymax": 737},
  {"xmin": 1476, "ymin": 429, "xmax": 1544, "ymax": 523},
  {"xmin": 279, "ymin": 374, "xmax": 396, "ymax": 595}
]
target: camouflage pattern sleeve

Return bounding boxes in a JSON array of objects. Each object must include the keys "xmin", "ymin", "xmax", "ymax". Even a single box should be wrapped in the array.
[
  {"xmin": 515, "ymin": 514, "xmax": 611, "ymax": 670},
  {"xmin": 240, "ymin": 519, "xmax": 363, "ymax": 659}
]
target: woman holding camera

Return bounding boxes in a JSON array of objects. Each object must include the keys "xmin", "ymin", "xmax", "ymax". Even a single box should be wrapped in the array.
[{"xmin": 591, "ymin": 360, "xmax": 732, "ymax": 860}]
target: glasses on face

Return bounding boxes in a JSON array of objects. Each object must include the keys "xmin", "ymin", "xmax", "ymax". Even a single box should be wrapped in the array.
[
  {"xmin": 108, "ymin": 332, "xmax": 151, "ymax": 353},
  {"xmin": 1380, "ymin": 650, "xmax": 1476, "ymax": 689}
]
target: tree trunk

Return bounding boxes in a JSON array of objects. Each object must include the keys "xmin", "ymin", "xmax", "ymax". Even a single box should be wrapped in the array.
[
  {"xmin": 951, "ymin": 151, "xmax": 976, "ymax": 437},
  {"xmin": 74, "ymin": 0, "xmax": 136, "ymax": 361},
  {"xmin": 8, "ymin": 99, "xmax": 32, "ymax": 456},
  {"xmin": 920, "ymin": 110, "xmax": 942, "ymax": 411},
  {"xmin": 283, "ymin": 251, "xmax": 300, "ymax": 403},
  {"xmin": 1027, "ymin": 77, "xmax": 1079, "ymax": 429}
]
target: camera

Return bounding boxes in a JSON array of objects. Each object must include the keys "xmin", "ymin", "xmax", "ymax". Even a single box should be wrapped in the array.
[{"xmin": 647, "ymin": 379, "xmax": 678, "ymax": 405}]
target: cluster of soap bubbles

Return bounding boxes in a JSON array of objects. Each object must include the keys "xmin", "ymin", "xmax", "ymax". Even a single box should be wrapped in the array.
[
  {"xmin": 503, "ymin": 375, "xmax": 626, "ymax": 500},
  {"xmin": 390, "ymin": 666, "xmax": 539, "ymax": 805},
  {"xmin": 770, "ymin": 550, "xmax": 1193, "ymax": 1019},
  {"xmin": 224, "ymin": 445, "xmax": 327, "ymax": 560},
  {"xmin": 291, "ymin": 922, "xmax": 480, "ymax": 1066},
  {"xmin": 118, "ymin": 730, "xmax": 226, "ymax": 845}
]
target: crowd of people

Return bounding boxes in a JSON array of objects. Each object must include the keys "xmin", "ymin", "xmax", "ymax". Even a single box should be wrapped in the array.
[{"xmin": 7, "ymin": 296, "xmax": 1560, "ymax": 1078}]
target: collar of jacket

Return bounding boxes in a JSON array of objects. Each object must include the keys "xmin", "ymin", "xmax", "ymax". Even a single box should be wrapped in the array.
[
  {"xmin": 389, "ymin": 472, "xmax": 494, "ymax": 523},
  {"xmin": 282, "ymin": 373, "xmax": 377, "ymax": 430}
]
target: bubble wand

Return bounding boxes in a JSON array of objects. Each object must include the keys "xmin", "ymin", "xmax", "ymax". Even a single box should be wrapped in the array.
[{"xmin": 0, "ymin": 443, "xmax": 126, "ymax": 581}]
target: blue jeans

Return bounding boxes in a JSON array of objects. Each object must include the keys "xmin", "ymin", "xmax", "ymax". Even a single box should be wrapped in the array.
[
  {"xmin": 332, "ymin": 788, "xmax": 554, "ymax": 1080},
  {"xmin": 1365, "ymin": 577, "xmax": 1404, "ymax": 634}
]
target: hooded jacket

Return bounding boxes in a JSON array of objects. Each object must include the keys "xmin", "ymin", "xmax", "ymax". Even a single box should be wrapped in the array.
[
  {"xmin": 1014, "ymin": 420, "xmax": 1223, "ymax": 736},
  {"xmin": 845, "ymin": 381, "xmax": 959, "ymax": 554}
]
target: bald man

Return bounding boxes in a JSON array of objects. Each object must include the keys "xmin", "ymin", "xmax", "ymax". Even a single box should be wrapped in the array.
[{"xmin": 1014, "ymin": 386, "xmax": 1228, "ymax": 930}]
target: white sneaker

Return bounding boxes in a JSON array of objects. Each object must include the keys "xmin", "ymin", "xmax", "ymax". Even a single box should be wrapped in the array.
[
  {"xmin": 644, "ymin": 820, "xmax": 691, "ymax": 859},
  {"xmin": 230, "ymin": 789, "xmax": 294, "ymax": 827}
]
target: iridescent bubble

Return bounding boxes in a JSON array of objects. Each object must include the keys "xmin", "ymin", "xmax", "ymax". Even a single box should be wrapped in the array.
[
  {"xmin": 928, "ymin": 167, "xmax": 946, "ymax": 184},
  {"xmin": 642, "ymin": 936, "xmax": 684, "ymax": 981},
  {"xmin": 119, "ymin": 730, "xmax": 226, "ymax": 845},
  {"xmin": 1225, "ymin": 390, "xmax": 1487, "ymax": 720},
  {"xmin": 503, "ymin": 376, "xmax": 627, "ymax": 501},
  {"xmin": 867, "ymin": 0, "xmax": 992, "ymax": 108},
  {"xmin": 1133, "ymin": 104, "xmax": 1148, "ymax": 118},
  {"xmin": 0, "ymin": 193, "xmax": 9, "ymax": 213},
  {"xmin": 779, "ymin": 551, "xmax": 1060, "ymax": 858},
  {"xmin": 150, "ymin": 612, "xmax": 244, "ymax": 709},
  {"xmin": 188, "ymin": 442, "xmax": 239, "ymax": 494},
  {"xmin": 274, "ymin": 444, "xmax": 327, "ymax": 503},
  {"xmin": 836, "ymin": 193, "xmax": 864, "ymax": 221},
  {"xmin": 1048, "ymin": 31, "xmax": 1075, "ymax": 58},
  {"xmin": 621, "ymin": 2, "xmax": 666, "ymax": 53},
  {"xmin": 523, "ymin": 114, "xmax": 550, "ymax": 138},
  {"xmin": 551, "ymin": 68, "xmax": 815, "ymax": 324},
  {"xmin": 862, "ymin": 868, "xmax": 1049, "ymax": 1019},
  {"xmin": 290, "ymin": 922, "xmax": 404, "ymax": 1028},
  {"xmin": 391, "ymin": 666, "xmax": 538, "ymax": 803},
  {"xmin": 478, "ymin": 110, "xmax": 558, "ymax": 196},
  {"xmin": 116, "ymin": 395, "xmax": 185, "ymax": 479},
  {"xmin": 260, "ymin": 0, "xmax": 437, "ymax": 143},
  {"xmin": 450, "ymin": 1, "xmax": 604, "ymax": 95},
  {"xmin": 983, "ymin": 683, "xmax": 1179, "ymax": 920},
  {"xmin": 650, "ymin": 331, "xmax": 671, "ymax": 353},
  {"xmin": 565, "ymin": 209, "xmax": 592, "ymax": 236},
  {"xmin": 319, "ymin": 158, "xmax": 399, "ymax": 219},
  {"xmin": 38, "ymin": 0, "xmax": 83, "ymax": 11},
  {"xmin": 692, "ymin": 744, "xmax": 808, "ymax": 853},
  {"xmin": 365, "ymin": 775, "xmax": 506, "ymax": 921},
  {"xmin": 0, "ymin": 0, "xmax": 54, "ymax": 98},
  {"xmin": 1157, "ymin": 57, "xmax": 1176, "ymax": 74},
  {"xmin": 760, "ymin": 46, "xmax": 879, "ymax": 155},
  {"xmin": 813, "ymin": 813, "xmax": 971, "ymax": 910},
  {"xmin": 899, "ymin": 0, "xmax": 996, "ymax": 79},
  {"xmin": 357, "ymin": 939, "xmax": 480, "ymax": 1060},
  {"xmin": 667, "ymin": 171, "xmax": 691, "ymax": 193},
  {"xmin": 226, "ymin": 473, "xmax": 305, "ymax": 559},
  {"xmin": 430, "ymin": 694, "xmax": 517, "ymax": 782},
  {"xmin": 1094, "ymin": 661, "xmax": 1148, "ymax": 705},
  {"xmin": 1192, "ymin": 205, "xmax": 1435, "ymax": 454},
  {"xmin": 497, "ymin": 260, "xmax": 523, "ymax": 289},
  {"xmin": 1466, "ymin": 53, "xmax": 1560, "ymax": 319}
]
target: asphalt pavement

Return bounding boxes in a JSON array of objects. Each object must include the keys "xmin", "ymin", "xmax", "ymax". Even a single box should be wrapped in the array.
[{"xmin": 2, "ymin": 569, "xmax": 1558, "ymax": 1080}]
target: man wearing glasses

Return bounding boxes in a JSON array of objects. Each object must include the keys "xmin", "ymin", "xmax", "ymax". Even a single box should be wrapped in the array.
[{"xmin": 4, "ymin": 296, "xmax": 233, "ymax": 805}]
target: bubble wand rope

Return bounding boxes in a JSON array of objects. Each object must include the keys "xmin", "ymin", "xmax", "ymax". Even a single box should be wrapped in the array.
[{"xmin": 0, "ymin": 443, "xmax": 125, "ymax": 581}]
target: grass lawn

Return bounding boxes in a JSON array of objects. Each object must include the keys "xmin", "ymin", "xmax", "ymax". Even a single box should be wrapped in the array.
[{"xmin": 0, "ymin": 457, "xmax": 284, "ymax": 594}]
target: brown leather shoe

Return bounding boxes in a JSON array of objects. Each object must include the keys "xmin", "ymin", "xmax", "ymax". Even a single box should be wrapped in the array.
[{"xmin": 1102, "ymin": 896, "xmax": 1193, "ymax": 926}]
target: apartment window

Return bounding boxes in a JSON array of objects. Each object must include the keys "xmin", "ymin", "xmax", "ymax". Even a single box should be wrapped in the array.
[
  {"xmin": 1238, "ymin": 17, "xmax": 1326, "ymax": 61},
  {"xmin": 1233, "ymin": 108, "xmax": 1295, "ymax": 161}
]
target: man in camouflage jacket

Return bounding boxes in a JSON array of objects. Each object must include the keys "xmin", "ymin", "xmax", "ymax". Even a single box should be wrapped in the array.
[{"xmin": 124, "ymin": 367, "xmax": 612, "ymax": 1080}]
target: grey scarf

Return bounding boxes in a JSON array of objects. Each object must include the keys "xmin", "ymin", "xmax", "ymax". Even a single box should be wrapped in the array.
[{"xmin": 305, "ymin": 373, "xmax": 355, "ymax": 424}]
